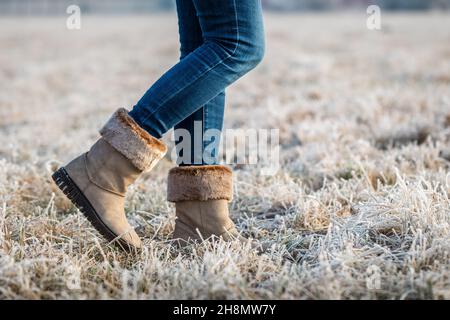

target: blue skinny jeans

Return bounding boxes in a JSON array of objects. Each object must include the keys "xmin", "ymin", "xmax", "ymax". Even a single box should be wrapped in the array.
[{"xmin": 128, "ymin": 0, "xmax": 265, "ymax": 165}]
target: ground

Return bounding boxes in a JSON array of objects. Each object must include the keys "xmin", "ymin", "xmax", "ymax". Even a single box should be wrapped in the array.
[{"xmin": 0, "ymin": 13, "xmax": 449, "ymax": 299}]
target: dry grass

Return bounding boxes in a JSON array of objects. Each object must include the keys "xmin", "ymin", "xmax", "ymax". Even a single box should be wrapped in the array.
[{"xmin": 0, "ymin": 13, "xmax": 449, "ymax": 300}]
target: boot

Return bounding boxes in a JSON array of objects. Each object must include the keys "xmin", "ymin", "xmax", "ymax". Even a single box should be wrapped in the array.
[
  {"xmin": 167, "ymin": 165, "xmax": 246, "ymax": 244},
  {"xmin": 52, "ymin": 108, "xmax": 167, "ymax": 251}
]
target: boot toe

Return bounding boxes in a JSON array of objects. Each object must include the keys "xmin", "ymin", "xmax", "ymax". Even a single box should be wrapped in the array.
[
  {"xmin": 112, "ymin": 226, "xmax": 143, "ymax": 250},
  {"xmin": 125, "ymin": 228, "xmax": 143, "ymax": 249}
]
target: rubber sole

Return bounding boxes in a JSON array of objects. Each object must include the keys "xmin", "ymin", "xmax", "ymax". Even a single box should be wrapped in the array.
[{"xmin": 52, "ymin": 167, "xmax": 138, "ymax": 252}]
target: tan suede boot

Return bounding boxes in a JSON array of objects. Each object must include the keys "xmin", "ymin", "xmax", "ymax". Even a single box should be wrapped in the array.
[
  {"xmin": 52, "ymin": 108, "xmax": 167, "ymax": 251},
  {"xmin": 167, "ymin": 165, "xmax": 247, "ymax": 244}
]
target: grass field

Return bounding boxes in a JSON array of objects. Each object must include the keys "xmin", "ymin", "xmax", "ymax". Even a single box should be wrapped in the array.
[{"xmin": 0, "ymin": 13, "xmax": 449, "ymax": 299}]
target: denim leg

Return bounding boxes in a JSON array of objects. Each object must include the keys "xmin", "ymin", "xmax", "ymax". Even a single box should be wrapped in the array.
[
  {"xmin": 175, "ymin": 92, "xmax": 225, "ymax": 165},
  {"xmin": 173, "ymin": 0, "xmax": 226, "ymax": 166},
  {"xmin": 129, "ymin": 0, "xmax": 265, "ymax": 152}
]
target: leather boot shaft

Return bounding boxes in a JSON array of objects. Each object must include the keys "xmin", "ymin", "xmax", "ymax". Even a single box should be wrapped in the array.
[
  {"xmin": 84, "ymin": 139, "xmax": 141, "ymax": 196},
  {"xmin": 167, "ymin": 165, "xmax": 242, "ymax": 242}
]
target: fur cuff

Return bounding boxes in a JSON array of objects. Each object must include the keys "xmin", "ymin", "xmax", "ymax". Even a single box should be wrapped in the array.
[
  {"xmin": 100, "ymin": 108, "xmax": 167, "ymax": 172},
  {"xmin": 167, "ymin": 165, "xmax": 233, "ymax": 202}
]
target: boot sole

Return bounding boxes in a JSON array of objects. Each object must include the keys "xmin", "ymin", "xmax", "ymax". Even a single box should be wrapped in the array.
[{"xmin": 52, "ymin": 167, "xmax": 138, "ymax": 252}]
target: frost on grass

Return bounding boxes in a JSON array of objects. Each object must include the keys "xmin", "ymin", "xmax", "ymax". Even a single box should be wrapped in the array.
[{"xmin": 0, "ymin": 14, "xmax": 449, "ymax": 299}]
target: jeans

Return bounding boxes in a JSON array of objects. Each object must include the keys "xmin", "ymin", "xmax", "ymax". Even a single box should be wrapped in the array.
[{"xmin": 128, "ymin": 0, "xmax": 265, "ymax": 165}]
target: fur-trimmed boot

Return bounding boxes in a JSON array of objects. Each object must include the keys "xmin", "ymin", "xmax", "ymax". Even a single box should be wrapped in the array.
[
  {"xmin": 52, "ymin": 108, "xmax": 167, "ymax": 251},
  {"xmin": 167, "ymin": 165, "xmax": 246, "ymax": 243}
]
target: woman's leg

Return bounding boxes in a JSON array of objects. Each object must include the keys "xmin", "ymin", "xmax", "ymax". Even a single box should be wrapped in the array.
[
  {"xmin": 129, "ymin": 0, "xmax": 265, "ymax": 166},
  {"xmin": 173, "ymin": 0, "xmax": 226, "ymax": 166}
]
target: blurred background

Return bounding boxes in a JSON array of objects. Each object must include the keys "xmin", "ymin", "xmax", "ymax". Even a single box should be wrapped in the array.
[{"xmin": 1, "ymin": 0, "xmax": 450, "ymax": 15}]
